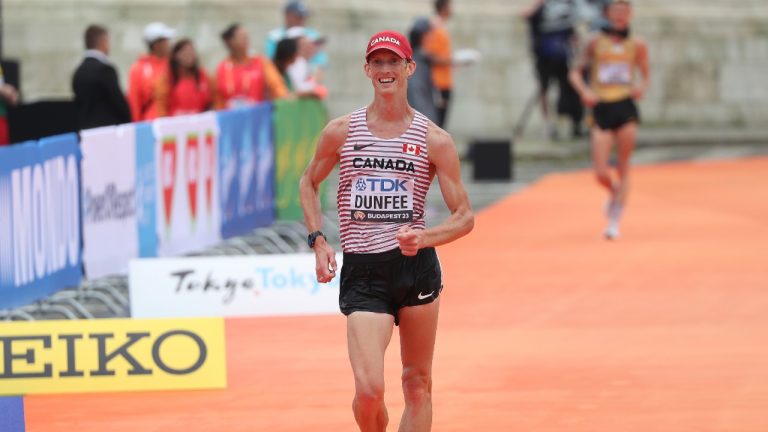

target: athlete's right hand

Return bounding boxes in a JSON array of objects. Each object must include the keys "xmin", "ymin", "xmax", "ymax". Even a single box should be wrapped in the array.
[
  {"xmin": 314, "ymin": 241, "xmax": 338, "ymax": 284},
  {"xmin": 580, "ymin": 90, "xmax": 599, "ymax": 108}
]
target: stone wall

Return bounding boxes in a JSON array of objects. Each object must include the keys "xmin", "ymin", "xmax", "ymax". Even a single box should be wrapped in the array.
[{"xmin": 4, "ymin": 0, "xmax": 768, "ymax": 140}]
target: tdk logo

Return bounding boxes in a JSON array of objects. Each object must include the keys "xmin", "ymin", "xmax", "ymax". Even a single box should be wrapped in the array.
[
  {"xmin": 0, "ymin": 154, "xmax": 81, "ymax": 287},
  {"xmin": 363, "ymin": 178, "xmax": 408, "ymax": 192}
]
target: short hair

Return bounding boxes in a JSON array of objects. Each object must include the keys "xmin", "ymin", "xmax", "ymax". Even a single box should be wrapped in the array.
[
  {"xmin": 221, "ymin": 23, "xmax": 241, "ymax": 43},
  {"xmin": 435, "ymin": 0, "xmax": 450, "ymax": 14},
  {"xmin": 85, "ymin": 24, "xmax": 108, "ymax": 50}
]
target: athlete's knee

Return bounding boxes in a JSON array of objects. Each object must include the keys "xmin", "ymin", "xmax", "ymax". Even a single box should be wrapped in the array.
[
  {"xmin": 594, "ymin": 167, "xmax": 612, "ymax": 185},
  {"xmin": 401, "ymin": 367, "xmax": 432, "ymax": 406},
  {"xmin": 354, "ymin": 379, "xmax": 385, "ymax": 409}
]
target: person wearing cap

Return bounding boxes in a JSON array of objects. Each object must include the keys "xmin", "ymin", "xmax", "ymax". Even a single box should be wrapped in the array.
[
  {"xmin": 215, "ymin": 23, "xmax": 288, "ymax": 108},
  {"xmin": 128, "ymin": 22, "xmax": 176, "ymax": 121},
  {"xmin": 265, "ymin": 1, "xmax": 328, "ymax": 71},
  {"xmin": 569, "ymin": 0, "xmax": 650, "ymax": 239},
  {"xmin": 522, "ymin": 0, "xmax": 586, "ymax": 140},
  {"xmin": 299, "ymin": 30, "xmax": 473, "ymax": 431},
  {"xmin": 281, "ymin": 26, "xmax": 328, "ymax": 99}
]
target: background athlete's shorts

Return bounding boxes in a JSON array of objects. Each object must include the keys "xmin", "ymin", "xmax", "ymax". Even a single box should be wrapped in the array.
[
  {"xmin": 339, "ymin": 247, "xmax": 442, "ymax": 325},
  {"xmin": 593, "ymin": 98, "xmax": 640, "ymax": 131}
]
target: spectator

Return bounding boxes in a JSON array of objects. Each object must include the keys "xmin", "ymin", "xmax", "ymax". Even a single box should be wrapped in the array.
[
  {"xmin": 155, "ymin": 39, "xmax": 218, "ymax": 117},
  {"xmin": 72, "ymin": 24, "xmax": 131, "ymax": 130},
  {"xmin": 273, "ymin": 37, "xmax": 300, "ymax": 91},
  {"xmin": 0, "ymin": 64, "xmax": 19, "ymax": 145},
  {"xmin": 407, "ymin": 17, "xmax": 439, "ymax": 123},
  {"xmin": 423, "ymin": 0, "xmax": 456, "ymax": 128},
  {"xmin": 265, "ymin": 1, "xmax": 328, "ymax": 72},
  {"xmin": 215, "ymin": 23, "xmax": 288, "ymax": 108},
  {"xmin": 583, "ymin": 0, "xmax": 612, "ymax": 31},
  {"xmin": 282, "ymin": 27, "xmax": 328, "ymax": 99},
  {"xmin": 523, "ymin": 0, "xmax": 585, "ymax": 139},
  {"xmin": 128, "ymin": 22, "xmax": 176, "ymax": 121}
]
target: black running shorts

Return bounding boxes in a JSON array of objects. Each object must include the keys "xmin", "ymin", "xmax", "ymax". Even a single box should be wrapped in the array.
[
  {"xmin": 593, "ymin": 98, "xmax": 640, "ymax": 131},
  {"xmin": 339, "ymin": 247, "xmax": 442, "ymax": 325}
]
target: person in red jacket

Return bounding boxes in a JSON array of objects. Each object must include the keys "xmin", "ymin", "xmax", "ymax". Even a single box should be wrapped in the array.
[
  {"xmin": 128, "ymin": 22, "xmax": 176, "ymax": 121},
  {"xmin": 155, "ymin": 39, "xmax": 219, "ymax": 117},
  {"xmin": 215, "ymin": 23, "xmax": 288, "ymax": 109},
  {"xmin": 0, "ymin": 64, "xmax": 19, "ymax": 145}
]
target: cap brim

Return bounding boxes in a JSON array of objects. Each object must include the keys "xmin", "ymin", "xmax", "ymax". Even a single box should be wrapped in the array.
[{"xmin": 366, "ymin": 46, "xmax": 408, "ymax": 60}]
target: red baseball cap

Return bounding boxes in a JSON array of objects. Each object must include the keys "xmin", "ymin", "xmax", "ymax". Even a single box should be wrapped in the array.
[{"xmin": 365, "ymin": 30, "xmax": 413, "ymax": 61}]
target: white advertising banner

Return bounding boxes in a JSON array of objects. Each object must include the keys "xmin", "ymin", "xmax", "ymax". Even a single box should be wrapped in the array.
[
  {"xmin": 153, "ymin": 112, "xmax": 221, "ymax": 256},
  {"xmin": 129, "ymin": 253, "xmax": 342, "ymax": 318},
  {"xmin": 80, "ymin": 125, "xmax": 139, "ymax": 278}
]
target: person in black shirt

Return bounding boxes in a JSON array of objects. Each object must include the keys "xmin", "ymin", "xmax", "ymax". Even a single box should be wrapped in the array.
[{"xmin": 72, "ymin": 24, "xmax": 131, "ymax": 130}]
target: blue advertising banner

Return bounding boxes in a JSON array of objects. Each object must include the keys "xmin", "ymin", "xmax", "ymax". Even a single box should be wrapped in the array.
[
  {"xmin": 218, "ymin": 104, "xmax": 274, "ymax": 239},
  {"xmin": 0, "ymin": 134, "xmax": 82, "ymax": 309},
  {"xmin": 0, "ymin": 397, "xmax": 25, "ymax": 432},
  {"xmin": 135, "ymin": 122, "xmax": 158, "ymax": 258}
]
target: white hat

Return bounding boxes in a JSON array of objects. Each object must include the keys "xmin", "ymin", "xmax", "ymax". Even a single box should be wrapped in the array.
[
  {"xmin": 143, "ymin": 22, "xmax": 177, "ymax": 44},
  {"xmin": 284, "ymin": 26, "xmax": 306, "ymax": 39}
]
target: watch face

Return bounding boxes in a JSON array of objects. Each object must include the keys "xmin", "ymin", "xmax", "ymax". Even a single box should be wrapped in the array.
[{"xmin": 308, "ymin": 231, "xmax": 321, "ymax": 248}]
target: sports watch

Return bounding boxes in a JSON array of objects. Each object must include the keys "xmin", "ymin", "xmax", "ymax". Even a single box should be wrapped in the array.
[{"xmin": 307, "ymin": 231, "xmax": 327, "ymax": 248}]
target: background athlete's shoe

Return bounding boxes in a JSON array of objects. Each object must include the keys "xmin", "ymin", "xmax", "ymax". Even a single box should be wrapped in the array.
[
  {"xmin": 604, "ymin": 221, "xmax": 620, "ymax": 240},
  {"xmin": 607, "ymin": 200, "xmax": 624, "ymax": 222}
]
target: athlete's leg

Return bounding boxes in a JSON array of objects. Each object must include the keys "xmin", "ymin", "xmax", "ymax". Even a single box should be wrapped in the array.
[
  {"xmin": 347, "ymin": 312, "xmax": 395, "ymax": 432},
  {"xmin": 591, "ymin": 126, "xmax": 616, "ymax": 193},
  {"xmin": 535, "ymin": 56, "xmax": 557, "ymax": 140},
  {"xmin": 614, "ymin": 121, "xmax": 637, "ymax": 205},
  {"xmin": 397, "ymin": 298, "xmax": 440, "ymax": 432}
]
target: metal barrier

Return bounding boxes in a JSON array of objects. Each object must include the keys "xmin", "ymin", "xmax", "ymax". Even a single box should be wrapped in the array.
[{"xmin": 0, "ymin": 216, "xmax": 341, "ymax": 321}]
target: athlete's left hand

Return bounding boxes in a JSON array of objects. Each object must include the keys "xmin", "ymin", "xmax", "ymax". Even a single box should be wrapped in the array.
[
  {"xmin": 396, "ymin": 226, "xmax": 424, "ymax": 256},
  {"xmin": 632, "ymin": 85, "xmax": 646, "ymax": 100}
]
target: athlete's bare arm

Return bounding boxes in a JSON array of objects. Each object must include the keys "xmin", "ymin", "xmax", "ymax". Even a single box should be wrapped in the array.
[
  {"xmin": 632, "ymin": 39, "xmax": 651, "ymax": 100},
  {"xmin": 299, "ymin": 114, "xmax": 349, "ymax": 282},
  {"xmin": 397, "ymin": 123, "xmax": 474, "ymax": 256},
  {"xmin": 569, "ymin": 37, "xmax": 599, "ymax": 107}
]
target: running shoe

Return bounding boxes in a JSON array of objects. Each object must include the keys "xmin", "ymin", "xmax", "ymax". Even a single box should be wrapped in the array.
[{"xmin": 604, "ymin": 221, "xmax": 620, "ymax": 240}]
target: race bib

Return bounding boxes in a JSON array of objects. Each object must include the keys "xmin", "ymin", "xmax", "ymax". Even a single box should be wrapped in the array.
[
  {"xmin": 350, "ymin": 176, "xmax": 414, "ymax": 222},
  {"xmin": 597, "ymin": 62, "xmax": 632, "ymax": 85}
]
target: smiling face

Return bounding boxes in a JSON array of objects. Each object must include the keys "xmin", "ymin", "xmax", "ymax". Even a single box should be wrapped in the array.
[{"xmin": 364, "ymin": 49, "xmax": 415, "ymax": 96}]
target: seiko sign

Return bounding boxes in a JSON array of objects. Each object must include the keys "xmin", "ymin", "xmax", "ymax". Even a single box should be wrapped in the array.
[
  {"xmin": 0, "ymin": 330, "xmax": 206, "ymax": 378},
  {"xmin": 0, "ymin": 318, "xmax": 227, "ymax": 395}
]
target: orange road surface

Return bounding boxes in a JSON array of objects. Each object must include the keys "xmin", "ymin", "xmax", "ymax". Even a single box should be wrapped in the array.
[{"xmin": 26, "ymin": 157, "xmax": 768, "ymax": 431}]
